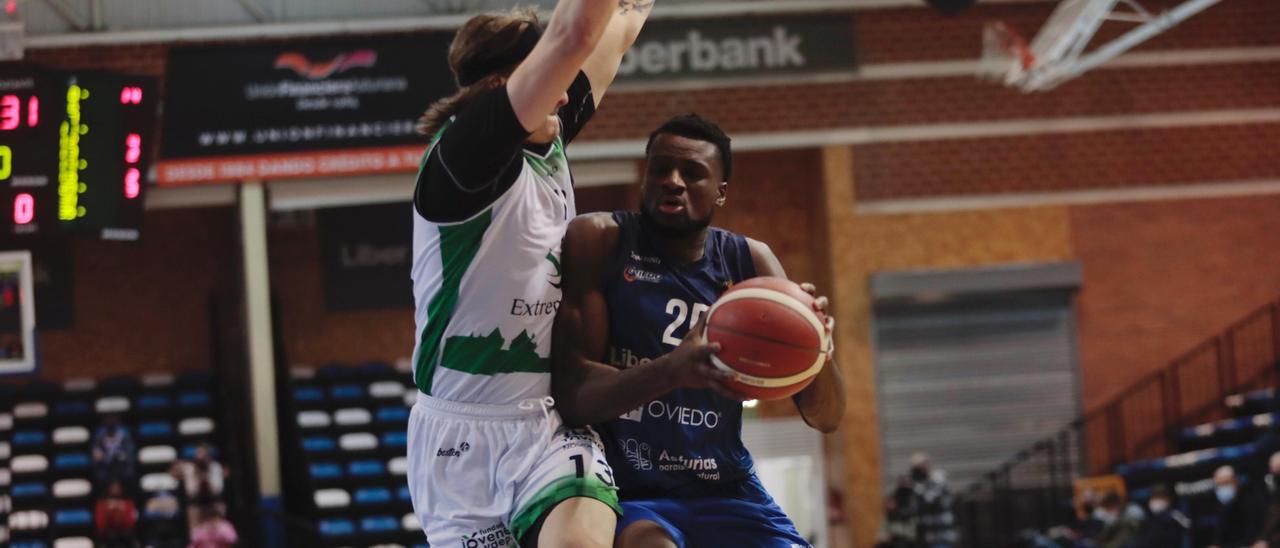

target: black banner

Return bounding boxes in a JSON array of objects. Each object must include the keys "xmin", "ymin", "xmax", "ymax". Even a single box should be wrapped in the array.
[
  {"xmin": 317, "ymin": 202, "xmax": 413, "ymax": 311},
  {"xmin": 615, "ymin": 14, "xmax": 857, "ymax": 83},
  {"xmin": 161, "ymin": 34, "xmax": 453, "ymax": 159}
]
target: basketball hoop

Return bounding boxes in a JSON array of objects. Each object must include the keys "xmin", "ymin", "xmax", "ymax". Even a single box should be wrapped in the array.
[{"xmin": 977, "ymin": 21, "xmax": 1034, "ymax": 87}]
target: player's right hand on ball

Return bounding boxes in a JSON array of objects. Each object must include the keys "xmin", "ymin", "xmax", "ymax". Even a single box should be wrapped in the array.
[{"xmin": 664, "ymin": 315, "xmax": 751, "ymax": 401}]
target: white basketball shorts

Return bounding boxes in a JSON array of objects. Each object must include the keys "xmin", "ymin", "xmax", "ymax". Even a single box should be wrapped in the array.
[{"xmin": 405, "ymin": 393, "xmax": 621, "ymax": 546}]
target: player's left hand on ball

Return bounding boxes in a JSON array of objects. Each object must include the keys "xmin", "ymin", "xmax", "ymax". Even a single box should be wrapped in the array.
[
  {"xmin": 799, "ymin": 282, "xmax": 836, "ymax": 357},
  {"xmin": 798, "ymin": 282, "xmax": 839, "ymax": 332}
]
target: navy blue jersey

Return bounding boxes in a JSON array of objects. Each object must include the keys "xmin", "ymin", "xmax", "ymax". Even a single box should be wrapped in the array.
[{"xmin": 596, "ymin": 210, "xmax": 759, "ymax": 499}]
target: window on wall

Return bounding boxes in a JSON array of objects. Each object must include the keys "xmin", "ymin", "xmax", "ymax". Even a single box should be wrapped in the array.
[{"xmin": 871, "ymin": 263, "xmax": 1082, "ymax": 492}]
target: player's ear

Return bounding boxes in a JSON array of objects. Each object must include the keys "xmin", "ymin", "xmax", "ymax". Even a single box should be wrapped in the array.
[{"xmin": 715, "ymin": 181, "xmax": 727, "ymax": 206}]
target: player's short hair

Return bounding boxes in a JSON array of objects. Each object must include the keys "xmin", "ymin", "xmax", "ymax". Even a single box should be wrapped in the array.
[
  {"xmin": 418, "ymin": 8, "xmax": 541, "ymax": 136},
  {"xmin": 646, "ymin": 113, "xmax": 733, "ymax": 182}
]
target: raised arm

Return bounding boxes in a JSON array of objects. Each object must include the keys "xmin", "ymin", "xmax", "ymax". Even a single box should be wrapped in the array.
[
  {"xmin": 507, "ymin": 0, "xmax": 617, "ymax": 132},
  {"xmin": 552, "ymin": 213, "xmax": 731, "ymax": 427},
  {"xmin": 580, "ymin": 0, "xmax": 655, "ymax": 105},
  {"xmin": 747, "ymin": 238, "xmax": 847, "ymax": 433}
]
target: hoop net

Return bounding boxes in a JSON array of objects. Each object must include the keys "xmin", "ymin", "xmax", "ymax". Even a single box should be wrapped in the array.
[{"xmin": 978, "ymin": 21, "xmax": 1036, "ymax": 86}]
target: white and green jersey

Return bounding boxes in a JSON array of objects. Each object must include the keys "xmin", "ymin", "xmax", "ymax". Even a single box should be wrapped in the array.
[{"xmin": 411, "ymin": 129, "xmax": 576, "ymax": 406}]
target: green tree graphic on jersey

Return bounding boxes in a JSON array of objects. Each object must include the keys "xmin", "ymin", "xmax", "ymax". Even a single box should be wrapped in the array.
[{"xmin": 441, "ymin": 329, "xmax": 548, "ymax": 375}]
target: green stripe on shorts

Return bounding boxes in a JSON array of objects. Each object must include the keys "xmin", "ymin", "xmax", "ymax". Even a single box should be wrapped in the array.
[{"xmin": 508, "ymin": 476, "xmax": 622, "ymax": 542}]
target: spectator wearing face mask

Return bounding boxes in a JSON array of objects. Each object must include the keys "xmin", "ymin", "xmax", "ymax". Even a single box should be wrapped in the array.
[
  {"xmin": 1092, "ymin": 492, "xmax": 1141, "ymax": 548},
  {"xmin": 1209, "ymin": 465, "xmax": 1266, "ymax": 548},
  {"xmin": 908, "ymin": 453, "xmax": 959, "ymax": 548},
  {"xmin": 1130, "ymin": 485, "xmax": 1189, "ymax": 548}
]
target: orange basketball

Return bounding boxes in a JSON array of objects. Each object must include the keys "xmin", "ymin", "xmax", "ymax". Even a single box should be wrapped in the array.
[{"xmin": 704, "ymin": 277, "xmax": 829, "ymax": 400}]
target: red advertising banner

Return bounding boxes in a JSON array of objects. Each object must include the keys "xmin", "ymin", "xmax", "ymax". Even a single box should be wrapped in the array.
[{"xmin": 155, "ymin": 145, "xmax": 424, "ymax": 185}]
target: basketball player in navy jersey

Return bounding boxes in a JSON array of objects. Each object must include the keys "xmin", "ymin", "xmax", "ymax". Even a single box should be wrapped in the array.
[{"xmin": 552, "ymin": 114, "xmax": 847, "ymax": 547}]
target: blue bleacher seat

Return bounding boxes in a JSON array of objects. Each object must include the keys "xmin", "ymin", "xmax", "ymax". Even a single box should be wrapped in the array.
[
  {"xmin": 310, "ymin": 462, "xmax": 343, "ymax": 480},
  {"xmin": 12, "ymin": 541, "xmax": 49, "ymax": 548},
  {"xmin": 23, "ymin": 379, "xmax": 60, "ymax": 398},
  {"xmin": 359, "ymin": 361, "xmax": 395, "ymax": 378},
  {"xmin": 176, "ymin": 370, "xmax": 214, "ymax": 388},
  {"xmin": 178, "ymin": 391, "xmax": 212, "ymax": 408},
  {"xmin": 138, "ymin": 421, "xmax": 174, "ymax": 440},
  {"xmin": 397, "ymin": 485, "xmax": 412, "ymax": 502},
  {"xmin": 318, "ymin": 364, "xmax": 355, "ymax": 380},
  {"xmin": 100, "ymin": 375, "xmax": 140, "ymax": 393},
  {"xmin": 53, "ymin": 452, "xmax": 90, "ymax": 470},
  {"xmin": 348, "ymin": 459, "xmax": 386, "ymax": 477},
  {"xmin": 354, "ymin": 487, "xmax": 392, "ymax": 505},
  {"xmin": 330, "ymin": 384, "xmax": 364, "ymax": 401},
  {"xmin": 303, "ymin": 436, "xmax": 336, "ymax": 453},
  {"xmin": 13, "ymin": 429, "xmax": 47, "ymax": 447},
  {"xmin": 182, "ymin": 443, "xmax": 219, "ymax": 460},
  {"xmin": 319, "ymin": 518, "xmax": 356, "ymax": 537},
  {"xmin": 293, "ymin": 386, "xmax": 324, "ymax": 403},
  {"xmin": 12, "ymin": 481, "xmax": 48, "ymax": 498},
  {"xmin": 360, "ymin": 515, "xmax": 399, "ymax": 533},
  {"xmin": 54, "ymin": 508, "xmax": 93, "ymax": 527},
  {"xmin": 381, "ymin": 431, "xmax": 407, "ymax": 449},
  {"xmin": 376, "ymin": 406, "xmax": 409, "ymax": 424},
  {"xmin": 137, "ymin": 394, "xmax": 173, "ymax": 411},
  {"xmin": 53, "ymin": 400, "xmax": 91, "ymax": 417}
]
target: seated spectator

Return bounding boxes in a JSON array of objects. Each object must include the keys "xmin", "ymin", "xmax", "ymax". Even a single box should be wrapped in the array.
[
  {"xmin": 1130, "ymin": 484, "xmax": 1189, "ymax": 548},
  {"xmin": 93, "ymin": 415, "xmax": 138, "ymax": 490},
  {"xmin": 95, "ymin": 480, "xmax": 139, "ymax": 548},
  {"xmin": 142, "ymin": 489, "xmax": 186, "ymax": 548},
  {"xmin": 1073, "ymin": 488, "xmax": 1106, "ymax": 540},
  {"xmin": 1092, "ymin": 492, "xmax": 1141, "ymax": 548},
  {"xmin": 188, "ymin": 505, "xmax": 238, "ymax": 548},
  {"xmin": 877, "ymin": 477, "xmax": 921, "ymax": 548},
  {"xmin": 1258, "ymin": 452, "xmax": 1280, "ymax": 546},
  {"xmin": 174, "ymin": 443, "xmax": 226, "ymax": 529},
  {"xmin": 1209, "ymin": 464, "xmax": 1266, "ymax": 548}
]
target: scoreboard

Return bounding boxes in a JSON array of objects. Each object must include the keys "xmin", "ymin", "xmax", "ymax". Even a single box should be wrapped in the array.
[{"xmin": 0, "ymin": 68, "xmax": 155, "ymax": 241}]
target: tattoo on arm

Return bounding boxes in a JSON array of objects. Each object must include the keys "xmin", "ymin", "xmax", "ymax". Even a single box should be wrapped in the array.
[{"xmin": 618, "ymin": 0, "xmax": 654, "ymax": 14}]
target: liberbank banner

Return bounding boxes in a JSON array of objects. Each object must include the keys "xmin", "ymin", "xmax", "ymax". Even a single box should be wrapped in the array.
[
  {"xmin": 157, "ymin": 34, "xmax": 452, "ymax": 185},
  {"xmin": 615, "ymin": 14, "xmax": 856, "ymax": 84}
]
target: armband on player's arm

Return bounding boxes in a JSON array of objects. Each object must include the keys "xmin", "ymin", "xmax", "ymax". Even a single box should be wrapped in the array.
[{"xmin": 507, "ymin": 0, "xmax": 616, "ymax": 132}]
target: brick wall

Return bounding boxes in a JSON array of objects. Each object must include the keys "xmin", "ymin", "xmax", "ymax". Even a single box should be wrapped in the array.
[
  {"xmin": 36, "ymin": 207, "xmax": 238, "ymax": 380},
  {"xmin": 854, "ymin": 123, "xmax": 1280, "ymax": 199},
  {"xmin": 1070, "ymin": 195, "xmax": 1280, "ymax": 410}
]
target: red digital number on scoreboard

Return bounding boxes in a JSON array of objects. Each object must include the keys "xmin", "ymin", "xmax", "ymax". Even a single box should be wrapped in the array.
[
  {"xmin": 0, "ymin": 144, "xmax": 33, "ymax": 226},
  {"xmin": 13, "ymin": 193, "xmax": 33, "ymax": 225},
  {"xmin": 1, "ymin": 94, "xmax": 39, "ymax": 130},
  {"xmin": 120, "ymin": 82, "xmax": 145, "ymax": 200}
]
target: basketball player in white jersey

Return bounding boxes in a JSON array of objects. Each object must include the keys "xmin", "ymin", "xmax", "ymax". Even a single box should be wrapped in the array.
[{"xmin": 407, "ymin": 2, "xmax": 653, "ymax": 547}]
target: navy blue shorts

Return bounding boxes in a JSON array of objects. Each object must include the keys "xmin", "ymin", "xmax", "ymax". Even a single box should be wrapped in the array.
[{"xmin": 617, "ymin": 477, "xmax": 811, "ymax": 548}]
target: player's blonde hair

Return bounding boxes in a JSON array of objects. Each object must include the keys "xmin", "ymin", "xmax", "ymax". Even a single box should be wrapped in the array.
[{"xmin": 417, "ymin": 8, "xmax": 541, "ymax": 137}]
